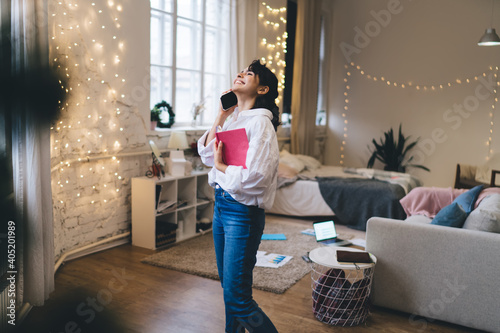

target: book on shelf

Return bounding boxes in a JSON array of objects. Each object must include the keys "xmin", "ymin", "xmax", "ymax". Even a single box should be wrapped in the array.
[
  {"xmin": 156, "ymin": 199, "xmax": 189, "ymax": 215},
  {"xmin": 155, "ymin": 185, "xmax": 162, "ymax": 210},
  {"xmin": 157, "ymin": 200, "xmax": 177, "ymax": 214},
  {"xmin": 155, "ymin": 219, "xmax": 177, "ymax": 247}
]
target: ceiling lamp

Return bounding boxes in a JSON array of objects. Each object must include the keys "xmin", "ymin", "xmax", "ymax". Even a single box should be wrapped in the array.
[
  {"xmin": 479, "ymin": 1, "xmax": 500, "ymax": 46},
  {"xmin": 478, "ymin": 28, "xmax": 500, "ymax": 46}
]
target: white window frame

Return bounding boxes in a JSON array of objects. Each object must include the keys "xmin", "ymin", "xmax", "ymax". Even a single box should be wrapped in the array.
[{"xmin": 150, "ymin": 0, "xmax": 230, "ymax": 128}]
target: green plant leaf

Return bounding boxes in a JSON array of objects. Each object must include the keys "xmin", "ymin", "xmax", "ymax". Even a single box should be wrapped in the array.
[{"xmin": 366, "ymin": 124, "xmax": 429, "ymax": 172}]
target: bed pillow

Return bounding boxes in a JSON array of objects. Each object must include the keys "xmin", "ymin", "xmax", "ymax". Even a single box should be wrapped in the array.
[
  {"xmin": 452, "ymin": 185, "xmax": 483, "ymax": 214},
  {"xmin": 279, "ymin": 150, "xmax": 306, "ymax": 172},
  {"xmin": 294, "ymin": 154, "xmax": 322, "ymax": 170},
  {"xmin": 430, "ymin": 202, "xmax": 468, "ymax": 228},
  {"xmin": 463, "ymin": 194, "xmax": 500, "ymax": 233},
  {"xmin": 278, "ymin": 163, "xmax": 299, "ymax": 179}
]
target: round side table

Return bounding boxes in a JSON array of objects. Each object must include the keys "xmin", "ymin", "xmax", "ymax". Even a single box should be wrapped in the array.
[{"xmin": 309, "ymin": 247, "xmax": 377, "ymax": 326}]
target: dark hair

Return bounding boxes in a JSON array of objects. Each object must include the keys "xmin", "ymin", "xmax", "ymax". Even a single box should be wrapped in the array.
[{"xmin": 248, "ymin": 60, "xmax": 281, "ymax": 131}]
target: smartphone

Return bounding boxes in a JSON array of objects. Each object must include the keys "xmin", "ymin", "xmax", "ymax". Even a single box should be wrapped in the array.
[{"xmin": 220, "ymin": 91, "xmax": 238, "ymax": 110}]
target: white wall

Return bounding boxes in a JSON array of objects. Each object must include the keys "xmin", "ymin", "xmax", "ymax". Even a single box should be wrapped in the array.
[{"xmin": 325, "ymin": 0, "xmax": 500, "ymax": 187}]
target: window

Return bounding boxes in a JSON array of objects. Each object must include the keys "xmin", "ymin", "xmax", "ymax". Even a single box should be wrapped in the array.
[{"xmin": 150, "ymin": 0, "xmax": 231, "ymax": 127}]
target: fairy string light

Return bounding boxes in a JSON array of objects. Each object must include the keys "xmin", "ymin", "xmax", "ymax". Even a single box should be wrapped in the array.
[
  {"xmin": 50, "ymin": 0, "xmax": 129, "ymax": 210},
  {"xmin": 258, "ymin": 1, "xmax": 287, "ymax": 105},
  {"xmin": 487, "ymin": 69, "xmax": 499, "ymax": 160},
  {"xmin": 346, "ymin": 61, "xmax": 500, "ymax": 91},
  {"xmin": 340, "ymin": 62, "xmax": 500, "ymax": 165},
  {"xmin": 340, "ymin": 64, "xmax": 350, "ymax": 165}
]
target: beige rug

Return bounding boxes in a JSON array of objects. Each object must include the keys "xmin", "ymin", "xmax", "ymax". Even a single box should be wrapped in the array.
[{"xmin": 141, "ymin": 217, "xmax": 360, "ymax": 294}]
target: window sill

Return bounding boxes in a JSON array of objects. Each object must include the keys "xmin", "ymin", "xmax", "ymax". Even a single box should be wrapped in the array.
[{"xmin": 148, "ymin": 125, "xmax": 211, "ymax": 136}]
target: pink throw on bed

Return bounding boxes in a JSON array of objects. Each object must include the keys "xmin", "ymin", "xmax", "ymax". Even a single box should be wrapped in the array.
[{"xmin": 400, "ymin": 186, "xmax": 500, "ymax": 218}]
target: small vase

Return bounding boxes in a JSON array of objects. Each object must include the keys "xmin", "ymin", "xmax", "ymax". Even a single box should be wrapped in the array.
[
  {"xmin": 150, "ymin": 121, "xmax": 157, "ymax": 130},
  {"xmin": 192, "ymin": 156, "xmax": 204, "ymax": 170}
]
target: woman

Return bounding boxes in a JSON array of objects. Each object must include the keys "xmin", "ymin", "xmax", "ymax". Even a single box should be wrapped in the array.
[{"xmin": 198, "ymin": 60, "xmax": 280, "ymax": 333}]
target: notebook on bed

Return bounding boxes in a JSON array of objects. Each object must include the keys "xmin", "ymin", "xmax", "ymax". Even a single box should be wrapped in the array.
[{"xmin": 313, "ymin": 220, "xmax": 351, "ymax": 247}]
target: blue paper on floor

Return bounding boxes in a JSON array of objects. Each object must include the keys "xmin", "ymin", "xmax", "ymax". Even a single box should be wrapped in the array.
[{"xmin": 261, "ymin": 233, "xmax": 287, "ymax": 240}]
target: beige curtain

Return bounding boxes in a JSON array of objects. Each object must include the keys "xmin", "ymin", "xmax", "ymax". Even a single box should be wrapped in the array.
[
  {"xmin": 10, "ymin": 0, "xmax": 55, "ymax": 306},
  {"xmin": 291, "ymin": 0, "xmax": 322, "ymax": 155},
  {"xmin": 230, "ymin": 0, "xmax": 259, "ymax": 79}
]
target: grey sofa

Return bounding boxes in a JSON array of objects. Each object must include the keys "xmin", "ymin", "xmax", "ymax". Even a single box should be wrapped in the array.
[{"xmin": 365, "ymin": 216, "xmax": 500, "ymax": 332}]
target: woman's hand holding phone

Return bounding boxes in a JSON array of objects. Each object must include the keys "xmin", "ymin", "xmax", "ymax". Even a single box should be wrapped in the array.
[
  {"xmin": 220, "ymin": 90, "xmax": 238, "ymax": 111},
  {"xmin": 204, "ymin": 90, "xmax": 237, "ymax": 147}
]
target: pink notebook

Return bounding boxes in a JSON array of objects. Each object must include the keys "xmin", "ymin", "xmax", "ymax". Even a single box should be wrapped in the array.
[{"xmin": 215, "ymin": 128, "xmax": 249, "ymax": 169}]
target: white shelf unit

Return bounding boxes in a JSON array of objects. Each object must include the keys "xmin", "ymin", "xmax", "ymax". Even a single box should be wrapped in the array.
[{"xmin": 131, "ymin": 171, "xmax": 214, "ymax": 250}]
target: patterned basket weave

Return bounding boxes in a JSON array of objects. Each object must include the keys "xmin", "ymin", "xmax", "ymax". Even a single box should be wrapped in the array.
[{"xmin": 311, "ymin": 265, "xmax": 374, "ymax": 326}]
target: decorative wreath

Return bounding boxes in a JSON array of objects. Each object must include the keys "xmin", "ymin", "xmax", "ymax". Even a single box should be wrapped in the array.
[{"xmin": 154, "ymin": 100, "xmax": 175, "ymax": 128}]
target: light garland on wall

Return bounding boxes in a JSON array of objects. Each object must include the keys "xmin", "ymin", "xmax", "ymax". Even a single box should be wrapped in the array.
[
  {"xmin": 346, "ymin": 61, "xmax": 500, "ymax": 91},
  {"xmin": 50, "ymin": 0, "xmax": 129, "ymax": 210},
  {"xmin": 258, "ymin": 1, "xmax": 287, "ymax": 105},
  {"xmin": 487, "ymin": 71, "xmax": 498, "ymax": 160},
  {"xmin": 339, "ymin": 65, "xmax": 350, "ymax": 166},
  {"xmin": 340, "ymin": 62, "xmax": 500, "ymax": 165}
]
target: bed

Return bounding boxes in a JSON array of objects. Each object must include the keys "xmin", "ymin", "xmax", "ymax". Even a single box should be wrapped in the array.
[{"xmin": 267, "ymin": 151, "xmax": 422, "ymax": 230}]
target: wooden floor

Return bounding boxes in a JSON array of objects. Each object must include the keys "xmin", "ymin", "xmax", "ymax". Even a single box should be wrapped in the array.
[{"xmin": 20, "ymin": 218, "xmax": 482, "ymax": 333}]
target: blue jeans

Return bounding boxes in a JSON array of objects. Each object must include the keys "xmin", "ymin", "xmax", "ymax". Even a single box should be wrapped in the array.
[{"xmin": 213, "ymin": 186, "xmax": 278, "ymax": 333}]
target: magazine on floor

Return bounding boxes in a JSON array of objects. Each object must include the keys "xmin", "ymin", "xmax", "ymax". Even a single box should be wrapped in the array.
[{"xmin": 255, "ymin": 251, "xmax": 293, "ymax": 268}]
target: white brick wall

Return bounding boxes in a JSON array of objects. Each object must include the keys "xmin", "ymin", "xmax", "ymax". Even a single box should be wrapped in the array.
[{"xmin": 50, "ymin": 0, "xmax": 153, "ymax": 258}]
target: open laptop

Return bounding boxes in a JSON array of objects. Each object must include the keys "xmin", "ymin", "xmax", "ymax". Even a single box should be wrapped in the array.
[{"xmin": 313, "ymin": 220, "xmax": 351, "ymax": 247}]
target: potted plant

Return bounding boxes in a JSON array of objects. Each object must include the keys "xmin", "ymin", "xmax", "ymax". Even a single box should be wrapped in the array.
[
  {"xmin": 367, "ymin": 124, "xmax": 430, "ymax": 173},
  {"xmin": 150, "ymin": 106, "xmax": 161, "ymax": 130}
]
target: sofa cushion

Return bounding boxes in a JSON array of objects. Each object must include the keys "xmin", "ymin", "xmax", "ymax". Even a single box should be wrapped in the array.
[
  {"xmin": 452, "ymin": 185, "xmax": 483, "ymax": 213},
  {"xmin": 431, "ymin": 202, "xmax": 468, "ymax": 227},
  {"xmin": 463, "ymin": 194, "xmax": 500, "ymax": 233}
]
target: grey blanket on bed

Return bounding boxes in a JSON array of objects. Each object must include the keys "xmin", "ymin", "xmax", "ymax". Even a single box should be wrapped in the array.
[{"xmin": 316, "ymin": 177, "xmax": 407, "ymax": 231}]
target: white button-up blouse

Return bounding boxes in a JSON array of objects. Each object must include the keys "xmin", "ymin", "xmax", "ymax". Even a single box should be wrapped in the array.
[{"xmin": 197, "ymin": 107, "xmax": 279, "ymax": 210}]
